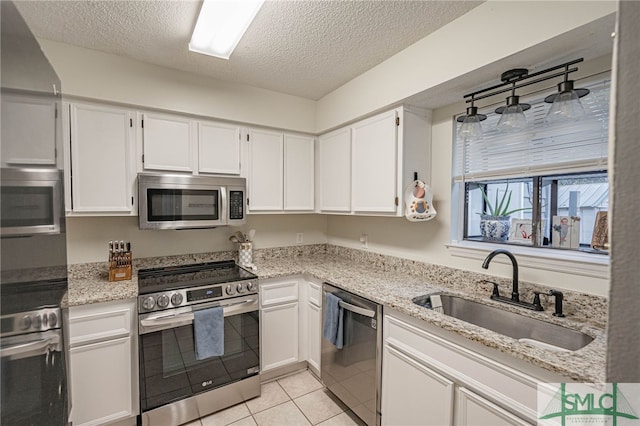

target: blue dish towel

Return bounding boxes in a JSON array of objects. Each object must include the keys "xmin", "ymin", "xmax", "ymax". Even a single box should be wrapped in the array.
[
  {"xmin": 323, "ymin": 293, "xmax": 344, "ymax": 349},
  {"xmin": 194, "ymin": 306, "xmax": 224, "ymax": 360}
]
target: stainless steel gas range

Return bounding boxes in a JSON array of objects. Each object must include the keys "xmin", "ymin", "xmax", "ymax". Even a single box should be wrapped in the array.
[{"xmin": 137, "ymin": 260, "xmax": 260, "ymax": 426}]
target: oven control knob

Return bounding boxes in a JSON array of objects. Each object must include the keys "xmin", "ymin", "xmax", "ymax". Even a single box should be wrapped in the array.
[
  {"xmin": 20, "ymin": 315, "xmax": 32, "ymax": 330},
  {"xmin": 226, "ymin": 284, "xmax": 236, "ymax": 296},
  {"xmin": 32, "ymin": 315, "xmax": 42, "ymax": 329},
  {"xmin": 236, "ymin": 283, "xmax": 245, "ymax": 294},
  {"xmin": 157, "ymin": 294, "xmax": 170, "ymax": 309},
  {"xmin": 48, "ymin": 313, "xmax": 58, "ymax": 327},
  {"xmin": 142, "ymin": 296, "xmax": 156, "ymax": 311},
  {"xmin": 246, "ymin": 282, "xmax": 256, "ymax": 292},
  {"xmin": 171, "ymin": 293, "xmax": 183, "ymax": 306}
]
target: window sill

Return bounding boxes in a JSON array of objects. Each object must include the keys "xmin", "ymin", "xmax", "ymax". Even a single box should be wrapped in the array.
[{"xmin": 446, "ymin": 240, "xmax": 609, "ymax": 279}]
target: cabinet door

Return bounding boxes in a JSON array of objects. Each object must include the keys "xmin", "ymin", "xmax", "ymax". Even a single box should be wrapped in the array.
[
  {"xmin": 142, "ymin": 112, "xmax": 193, "ymax": 172},
  {"xmin": 318, "ymin": 127, "xmax": 351, "ymax": 212},
  {"xmin": 455, "ymin": 387, "xmax": 531, "ymax": 426},
  {"xmin": 307, "ymin": 301, "xmax": 321, "ymax": 374},
  {"xmin": 248, "ymin": 129, "xmax": 283, "ymax": 211},
  {"xmin": 70, "ymin": 337, "xmax": 134, "ymax": 426},
  {"xmin": 70, "ymin": 103, "xmax": 134, "ymax": 213},
  {"xmin": 382, "ymin": 343, "xmax": 454, "ymax": 426},
  {"xmin": 1, "ymin": 93, "xmax": 57, "ymax": 167},
  {"xmin": 261, "ymin": 301, "xmax": 299, "ymax": 371},
  {"xmin": 351, "ymin": 110, "xmax": 398, "ymax": 213},
  {"xmin": 284, "ymin": 134, "xmax": 314, "ymax": 211},
  {"xmin": 198, "ymin": 121, "xmax": 241, "ymax": 175}
]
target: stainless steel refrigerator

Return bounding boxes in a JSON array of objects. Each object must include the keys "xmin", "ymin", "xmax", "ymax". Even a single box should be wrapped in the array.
[{"xmin": 1, "ymin": 1, "xmax": 70, "ymax": 424}]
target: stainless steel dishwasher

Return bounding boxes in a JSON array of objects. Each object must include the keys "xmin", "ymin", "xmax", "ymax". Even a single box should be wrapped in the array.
[{"xmin": 321, "ymin": 282, "xmax": 382, "ymax": 426}]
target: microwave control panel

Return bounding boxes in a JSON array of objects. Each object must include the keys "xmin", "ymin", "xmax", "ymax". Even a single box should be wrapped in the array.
[{"xmin": 229, "ymin": 190, "xmax": 244, "ymax": 220}]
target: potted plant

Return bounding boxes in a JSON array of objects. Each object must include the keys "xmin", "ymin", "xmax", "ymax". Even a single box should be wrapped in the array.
[{"xmin": 478, "ymin": 184, "xmax": 529, "ymax": 242}]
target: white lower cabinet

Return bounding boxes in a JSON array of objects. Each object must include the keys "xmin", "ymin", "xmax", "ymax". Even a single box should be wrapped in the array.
[
  {"xmin": 260, "ymin": 278, "xmax": 299, "ymax": 372},
  {"xmin": 305, "ymin": 280, "xmax": 322, "ymax": 375},
  {"xmin": 259, "ymin": 277, "xmax": 322, "ymax": 376},
  {"xmin": 382, "ymin": 310, "xmax": 566, "ymax": 426},
  {"xmin": 456, "ymin": 387, "xmax": 530, "ymax": 426},
  {"xmin": 69, "ymin": 299, "xmax": 138, "ymax": 426},
  {"xmin": 383, "ymin": 344, "xmax": 454, "ymax": 426}
]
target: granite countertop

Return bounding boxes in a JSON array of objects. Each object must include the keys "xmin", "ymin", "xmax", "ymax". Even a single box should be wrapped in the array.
[{"xmin": 67, "ymin": 245, "xmax": 606, "ymax": 383}]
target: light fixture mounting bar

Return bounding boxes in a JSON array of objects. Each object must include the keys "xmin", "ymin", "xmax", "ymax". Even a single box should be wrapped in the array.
[{"xmin": 463, "ymin": 58, "xmax": 584, "ymax": 103}]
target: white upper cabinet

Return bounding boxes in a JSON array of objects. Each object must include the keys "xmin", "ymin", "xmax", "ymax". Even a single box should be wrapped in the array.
[
  {"xmin": 1, "ymin": 93, "xmax": 58, "ymax": 167},
  {"xmin": 248, "ymin": 128, "xmax": 284, "ymax": 211},
  {"xmin": 317, "ymin": 106, "xmax": 431, "ymax": 216},
  {"xmin": 247, "ymin": 128, "xmax": 315, "ymax": 213},
  {"xmin": 69, "ymin": 102, "xmax": 135, "ymax": 214},
  {"xmin": 351, "ymin": 110, "xmax": 398, "ymax": 213},
  {"xmin": 198, "ymin": 121, "xmax": 241, "ymax": 175},
  {"xmin": 284, "ymin": 134, "xmax": 315, "ymax": 211},
  {"xmin": 141, "ymin": 112, "xmax": 194, "ymax": 172},
  {"xmin": 318, "ymin": 127, "xmax": 351, "ymax": 212}
]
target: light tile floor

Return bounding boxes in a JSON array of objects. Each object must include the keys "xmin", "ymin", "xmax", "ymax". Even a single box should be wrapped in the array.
[{"xmin": 183, "ymin": 370, "xmax": 366, "ymax": 426}]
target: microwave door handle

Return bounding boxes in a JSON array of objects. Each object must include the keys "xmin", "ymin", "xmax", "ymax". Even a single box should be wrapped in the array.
[
  {"xmin": 220, "ymin": 187, "xmax": 228, "ymax": 224},
  {"xmin": 338, "ymin": 300, "xmax": 376, "ymax": 318},
  {"xmin": 1, "ymin": 334, "xmax": 61, "ymax": 359}
]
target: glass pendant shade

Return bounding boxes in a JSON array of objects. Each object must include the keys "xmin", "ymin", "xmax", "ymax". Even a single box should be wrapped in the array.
[
  {"xmin": 459, "ymin": 115, "xmax": 483, "ymax": 142},
  {"xmin": 458, "ymin": 106, "xmax": 485, "ymax": 142},
  {"xmin": 496, "ymin": 96, "xmax": 528, "ymax": 133},
  {"xmin": 546, "ymin": 81, "xmax": 587, "ymax": 123}
]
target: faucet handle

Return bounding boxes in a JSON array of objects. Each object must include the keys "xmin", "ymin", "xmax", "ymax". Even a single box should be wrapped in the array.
[
  {"xmin": 481, "ymin": 280, "xmax": 501, "ymax": 298},
  {"xmin": 532, "ymin": 291, "xmax": 544, "ymax": 311}
]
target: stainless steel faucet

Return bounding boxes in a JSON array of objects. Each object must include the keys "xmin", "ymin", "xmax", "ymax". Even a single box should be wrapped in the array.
[{"xmin": 481, "ymin": 249, "xmax": 543, "ymax": 311}]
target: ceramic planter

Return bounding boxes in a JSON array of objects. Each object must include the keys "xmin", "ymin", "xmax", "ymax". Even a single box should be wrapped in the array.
[{"xmin": 480, "ymin": 215, "xmax": 511, "ymax": 242}]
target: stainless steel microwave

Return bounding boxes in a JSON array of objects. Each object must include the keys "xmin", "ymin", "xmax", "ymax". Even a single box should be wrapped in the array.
[
  {"xmin": 138, "ymin": 173, "xmax": 246, "ymax": 230},
  {"xmin": 1, "ymin": 168, "xmax": 63, "ymax": 237}
]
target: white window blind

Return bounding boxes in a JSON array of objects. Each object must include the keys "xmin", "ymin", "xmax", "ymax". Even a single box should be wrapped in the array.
[{"xmin": 453, "ymin": 78, "xmax": 610, "ymax": 182}]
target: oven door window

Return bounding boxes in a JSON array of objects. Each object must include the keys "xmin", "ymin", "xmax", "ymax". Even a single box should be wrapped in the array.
[
  {"xmin": 147, "ymin": 189, "xmax": 219, "ymax": 222},
  {"xmin": 139, "ymin": 311, "xmax": 259, "ymax": 412},
  {"xmin": 0, "ymin": 332, "xmax": 68, "ymax": 425},
  {"xmin": 1, "ymin": 186, "xmax": 54, "ymax": 228}
]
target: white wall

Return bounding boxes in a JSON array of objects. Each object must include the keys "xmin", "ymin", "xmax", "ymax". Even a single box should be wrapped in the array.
[
  {"xmin": 316, "ymin": 1, "xmax": 617, "ymax": 132},
  {"xmin": 38, "ymin": 40, "xmax": 317, "ymax": 133},
  {"xmin": 66, "ymin": 214, "xmax": 327, "ymax": 264},
  {"xmin": 606, "ymin": 0, "xmax": 640, "ymax": 382}
]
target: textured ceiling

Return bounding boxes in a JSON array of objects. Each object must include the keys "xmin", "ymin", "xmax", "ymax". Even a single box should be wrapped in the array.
[{"xmin": 15, "ymin": 0, "xmax": 483, "ymax": 100}]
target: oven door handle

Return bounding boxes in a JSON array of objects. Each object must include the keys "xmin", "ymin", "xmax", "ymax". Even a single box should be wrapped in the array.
[
  {"xmin": 0, "ymin": 334, "xmax": 60, "ymax": 360},
  {"xmin": 338, "ymin": 300, "xmax": 375, "ymax": 318},
  {"xmin": 139, "ymin": 312, "xmax": 195, "ymax": 328},
  {"xmin": 139, "ymin": 296, "xmax": 259, "ymax": 333}
]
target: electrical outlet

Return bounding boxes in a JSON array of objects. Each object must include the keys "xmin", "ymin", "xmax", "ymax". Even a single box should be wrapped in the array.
[
  {"xmin": 296, "ymin": 233, "xmax": 304, "ymax": 244},
  {"xmin": 360, "ymin": 234, "xmax": 368, "ymax": 249}
]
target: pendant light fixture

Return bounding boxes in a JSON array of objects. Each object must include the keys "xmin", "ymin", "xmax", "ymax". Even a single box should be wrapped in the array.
[
  {"xmin": 458, "ymin": 58, "xmax": 588, "ymax": 139},
  {"xmin": 544, "ymin": 64, "xmax": 590, "ymax": 123},
  {"xmin": 495, "ymin": 69, "xmax": 531, "ymax": 133},
  {"xmin": 456, "ymin": 96, "xmax": 486, "ymax": 142}
]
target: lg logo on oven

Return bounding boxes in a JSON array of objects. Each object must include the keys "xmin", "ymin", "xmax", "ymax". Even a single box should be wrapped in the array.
[{"xmin": 202, "ymin": 380, "xmax": 213, "ymax": 387}]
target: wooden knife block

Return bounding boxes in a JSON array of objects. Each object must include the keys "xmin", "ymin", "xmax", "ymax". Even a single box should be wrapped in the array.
[{"xmin": 109, "ymin": 251, "xmax": 132, "ymax": 282}]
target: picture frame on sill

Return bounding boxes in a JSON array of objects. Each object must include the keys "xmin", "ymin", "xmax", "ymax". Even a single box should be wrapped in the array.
[
  {"xmin": 509, "ymin": 219, "xmax": 533, "ymax": 245},
  {"xmin": 591, "ymin": 211, "xmax": 609, "ymax": 251},
  {"xmin": 552, "ymin": 215, "xmax": 580, "ymax": 249}
]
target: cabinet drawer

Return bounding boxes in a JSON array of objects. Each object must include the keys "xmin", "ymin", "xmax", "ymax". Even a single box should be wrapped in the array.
[
  {"xmin": 260, "ymin": 280, "xmax": 298, "ymax": 306},
  {"xmin": 69, "ymin": 300, "xmax": 134, "ymax": 346},
  {"xmin": 308, "ymin": 281, "xmax": 322, "ymax": 307}
]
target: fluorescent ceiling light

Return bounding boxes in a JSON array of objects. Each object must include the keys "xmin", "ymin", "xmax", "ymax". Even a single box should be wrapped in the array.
[{"xmin": 189, "ymin": 0, "xmax": 265, "ymax": 60}]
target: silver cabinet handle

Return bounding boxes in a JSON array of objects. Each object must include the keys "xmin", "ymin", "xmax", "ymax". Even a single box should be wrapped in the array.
[{"xmin": 338, "ymin": 300, "xmax": 375, "ymax": 317}]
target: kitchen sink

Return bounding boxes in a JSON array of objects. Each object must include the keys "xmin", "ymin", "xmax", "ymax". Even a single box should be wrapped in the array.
[{"xmin": 412, "ymin": 294, "xmax": 593, "ymax": 351}]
